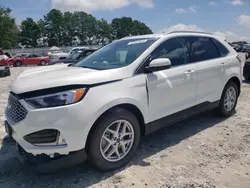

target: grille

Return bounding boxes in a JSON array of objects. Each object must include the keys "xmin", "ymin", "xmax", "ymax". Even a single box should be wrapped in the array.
[
  {"xmin": 24, "ymin": 129, "xmax": 59, "ymax": 144},
  {"xmin": 6, "ymin": 94, "xmax": 28, "ymax": 124}
]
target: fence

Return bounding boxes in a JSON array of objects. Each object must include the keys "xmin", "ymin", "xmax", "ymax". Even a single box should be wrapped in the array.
[{"xmin": 4, "ymin": 45, "xmax": 100, "ymax": 56}]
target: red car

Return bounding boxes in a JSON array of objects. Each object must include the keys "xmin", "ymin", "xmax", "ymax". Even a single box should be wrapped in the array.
[{"xmin": 6, "ymin": 53, "xmax": 49, "ymax": 67}]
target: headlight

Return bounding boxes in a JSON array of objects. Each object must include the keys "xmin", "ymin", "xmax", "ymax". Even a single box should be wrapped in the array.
[{"xmin": 25, "ymin": 88, "xmax": 87, "ymax": 108}]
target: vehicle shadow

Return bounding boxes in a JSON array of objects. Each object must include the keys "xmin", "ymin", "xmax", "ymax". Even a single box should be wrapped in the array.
[{"xmin": 0, "ymin": 110, "xmax": 230, "ymax": 187}]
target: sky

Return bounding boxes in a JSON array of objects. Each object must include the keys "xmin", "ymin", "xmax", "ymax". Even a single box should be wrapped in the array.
[{"xmin": 1, "ymin": 0, "xmax": 250, "ymax": 42}]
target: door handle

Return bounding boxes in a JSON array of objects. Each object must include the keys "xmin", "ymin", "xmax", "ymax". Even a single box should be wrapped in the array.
[
  {"xmin": 221, "ymin": 62, "xmax": 227, "ymax": 65},
  {"xmin": 184, "ymin": 69, "xmax": 195, "ymax": 74}
]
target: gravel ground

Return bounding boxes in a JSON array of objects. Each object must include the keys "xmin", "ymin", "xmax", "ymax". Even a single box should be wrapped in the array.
[{"xmin": 0, "ymin": 55, "xmax": 250, "ymax": 188}]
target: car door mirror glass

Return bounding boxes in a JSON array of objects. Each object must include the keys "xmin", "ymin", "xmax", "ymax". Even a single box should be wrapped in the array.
[{"xmin": 145, "ymin": 58, "xmax": 171, "ymax": 73}]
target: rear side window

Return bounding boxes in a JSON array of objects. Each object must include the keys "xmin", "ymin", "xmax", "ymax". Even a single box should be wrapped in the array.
[
  {"xmin": 189, "ymin": 37, "xmax": 220, "ymax": 63},
  {"xmin": 212, "ymin": 39, "xmax": 229, "ymax": 57}
]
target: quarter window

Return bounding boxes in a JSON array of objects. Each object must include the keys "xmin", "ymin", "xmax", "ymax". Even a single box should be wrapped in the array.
[
  {"xmin": 151, "ymin": 38, "xmax": 189, "ymax": 67},
  {"xmin": 190, "ymin": 37, "xmax": 220, "ymax": 62},
  {"xmin": 212, "ymin": 38, "xmax": 229, "ymax": 57}
]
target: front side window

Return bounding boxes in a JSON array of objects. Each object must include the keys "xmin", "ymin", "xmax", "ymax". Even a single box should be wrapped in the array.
[
  {"xmin": 190, "ymin": 37, "xmax": 220, "ymax": 62},
  {"xmin": 150, "ymin": 37, "xmax": 189, "ymax": 67},
  {"xmin": 28, "ymin": 54, "xmax": 38, "ymax": 58},
  {"xmin": 74, "ymin": 38, "xmax": 158, "ymax": 70}
]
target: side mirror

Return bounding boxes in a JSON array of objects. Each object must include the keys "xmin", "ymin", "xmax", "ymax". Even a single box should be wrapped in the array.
[{"xmin": 145, "ymin": 58, "xmax": 171, "ymax": 73}]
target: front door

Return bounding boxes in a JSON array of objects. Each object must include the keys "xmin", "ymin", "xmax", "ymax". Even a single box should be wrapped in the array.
[
  {"xmin": 146, "ymin": 37, "xmax": 198, "ymax": 122},
  {"xmin": 24, "ymin": 54, "xmax": 39, "ymax": 65}
]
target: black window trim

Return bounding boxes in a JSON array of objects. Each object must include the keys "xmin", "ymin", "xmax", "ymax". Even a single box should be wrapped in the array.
[{"xmin": 134, "ymin": 36, "xmax": 230, "ymax": 75}]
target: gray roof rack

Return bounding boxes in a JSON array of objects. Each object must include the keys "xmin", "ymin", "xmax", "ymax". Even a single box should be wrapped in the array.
[{"xmin": 167, "ymin": 31, "xmax": 213, "ymax": 35}]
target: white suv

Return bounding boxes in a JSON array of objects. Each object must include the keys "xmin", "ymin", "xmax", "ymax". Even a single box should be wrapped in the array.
[{"xmin": 4, "ymin": 31, "xmax": 241, "ymax": 171}]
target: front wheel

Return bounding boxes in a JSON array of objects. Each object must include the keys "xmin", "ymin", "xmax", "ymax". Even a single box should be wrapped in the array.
[
  {"xmin": 218, "ymin": 81, "xmax": 239, "ymax": 117},
  {"xmin": 87, "ymin": 108, "xmax": 140, "ymax": 171},
  {"xmin": 14, "ymin": 61, "xmax": 22, "ymax": 67},
  {"xmin": 40, "ymin": 60, "xmax": 47, "ymax": 66}
]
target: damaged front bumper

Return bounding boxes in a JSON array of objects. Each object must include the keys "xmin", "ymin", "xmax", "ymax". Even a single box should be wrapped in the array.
[{"xmin": 17, "ymin": 144, "xmax": 87, "ymax": 173}]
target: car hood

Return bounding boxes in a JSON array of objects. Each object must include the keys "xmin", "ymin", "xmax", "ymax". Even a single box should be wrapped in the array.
[{"xmin": 10, "ymin": 64, "xmax": 130, "ymax": 94}]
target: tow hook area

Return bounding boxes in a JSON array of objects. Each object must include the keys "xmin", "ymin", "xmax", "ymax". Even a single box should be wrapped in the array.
[{"xmin": 17, "ymin": 144, "xmax": 87, "ymax": 174}]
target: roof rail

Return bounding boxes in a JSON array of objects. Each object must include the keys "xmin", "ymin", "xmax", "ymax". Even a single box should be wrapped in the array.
[{"xmin": 167, "ymin": 31, "xmax": 213, "ymax": 35}]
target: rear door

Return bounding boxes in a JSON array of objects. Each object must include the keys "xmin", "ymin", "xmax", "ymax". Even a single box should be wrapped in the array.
[{"xmin": 189, "ymin": 37, "xmax": 225, "ymax": 103}]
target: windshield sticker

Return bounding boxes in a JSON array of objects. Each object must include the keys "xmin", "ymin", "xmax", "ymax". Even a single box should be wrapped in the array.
[{"xmin": 128, "ymin": 39, "xmax": 148, "ymax": 45}]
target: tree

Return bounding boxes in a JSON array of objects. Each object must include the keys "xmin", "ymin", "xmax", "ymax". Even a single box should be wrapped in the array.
[
  {"xmin": 231, "ymin": 41, "xmax": 248, "ymax": 45},
  {"xmin": 111, "ymin": 17, "xmax": 153, "ymax": 39},
  {"xmin": 37, "ymin": 19, "xmax": 45, "ymax": 37},
  {"xmin": 96, "ymin": 19, "xmax": 113, "ymax": 45},
  {"xmin": 14, "ymin": 9, "xmax": 154, "ymax": 47},
  {"xmin": 20, "ymin": 18, "xmax": 41, "ymax": 47},
  {"xmin": 44, "ymin": 9, "xmax": 64, "ymax": 46},
  {"xmin": 0, "ymin": 7, "xmax": 19, "ymax": 49},
  {"xmin": 72, "ymin": 11, "xmax": 98, "ymax": 45}
]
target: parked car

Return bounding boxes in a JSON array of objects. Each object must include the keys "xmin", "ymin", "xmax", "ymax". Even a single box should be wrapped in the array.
[
  {"xmin": 0, "ymin": 48, "xmax": 9, "ymax": 61},
  {"xmin": 7, "ymin": 53, "xmax": 49, "ymax": 67},
  {"xmin": 242, "ymin": 45, "xmax": 250, "ymax": 58},
  {"xmin": 4, "ymin": 31, "xmax": 241, "ymax": 172},
  {"xmin": 49, "ymin": 47, "xmax": 89, "ymax": 61},
  {"xmin": 0, "ymin": 65, "xmax": 10, "ymax": 77},
  {"xmin": 243, "ymin": 57, "xmax": 250, "ymax": 80},
  {"xmin": 50, "ymin": 49, "xmax": 98, "ymax": 65},
  {"xmin": 233, "ymin": 45, "xmax": 243, "ymax": 52}
]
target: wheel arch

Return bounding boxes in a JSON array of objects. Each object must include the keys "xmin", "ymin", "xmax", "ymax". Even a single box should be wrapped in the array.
[
  {"xmin": 226, "ymin": 76, "xmax": 241, "ymax": 96},
  {"xmin": 14, "ymin": 60, "xmax": 22, "ymax": 66},
  {"xmin": 85, "ymin": 103, "xmax": 146, "ymax": 152},
  {"xmin": 40, "ymin": 59, "xmax": 47, "ymax": 65}
]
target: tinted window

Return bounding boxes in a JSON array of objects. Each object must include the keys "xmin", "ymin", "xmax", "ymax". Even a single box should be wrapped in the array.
[
  {"xmin": 151, "ymin": 38, "xmax": 189, "ymax": 67},
  {"xmin": 28, "ymin": 54, "xmax": 38, "ymax": 58},
  {"xmin": 212, "ymin": 39, "xmax": 229, "ymax": 57},
  {"xmin": 190, "ymin": 37, "xmax": 220, "ymax": 63}
]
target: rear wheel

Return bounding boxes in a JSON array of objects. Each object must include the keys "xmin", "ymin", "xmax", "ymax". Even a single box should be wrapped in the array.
[
  {"xmin": 0, "ymin": 71, "xmax": 5, "ymax": 77},
  {"xmin": 4, "ymin": 67, "xmax": 10, "ymax": 76},
  {"xmin": 14, "ymin": 61, "xmax": 22, "ymax": 67},
  {"xmin": 87, "ymin": 108, "xmax": 140, "ymax": 171},
  {"xmin": 218, "ymin": 81, "xmax": 239, "ymax": 117}
]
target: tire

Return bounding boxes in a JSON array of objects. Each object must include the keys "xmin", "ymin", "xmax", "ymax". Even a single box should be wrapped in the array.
[
  {"xmin": 218, "ymin": 81, "xmax": 239, "ymax": 117},
  {"xmin": 14, "ymin": 61, "xmax": 22, "ymax": 67},
  {"xmin": 5, "ymin": 69, "xmax": 10, "ymax": 76},
  {"xmin": 0, "ymin": 71, "xmax": 5, "ymax": 77},
  {"xmin": 87, "ymin": 108, "xmax": 140, "ymax": 171},
  {"xmin": 40, "ymin": 60, "xmax": 47, "ymax": 66}
]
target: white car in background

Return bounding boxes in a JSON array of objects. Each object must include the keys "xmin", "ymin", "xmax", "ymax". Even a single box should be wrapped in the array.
[{"xmin": 49, "ymin": 47, "xmax": 89, "ymax": 61}]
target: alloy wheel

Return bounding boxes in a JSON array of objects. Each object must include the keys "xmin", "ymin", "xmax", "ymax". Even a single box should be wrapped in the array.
[{"xmin": 100, "ymin": 120, "xmax": 134, "ymax": 162}]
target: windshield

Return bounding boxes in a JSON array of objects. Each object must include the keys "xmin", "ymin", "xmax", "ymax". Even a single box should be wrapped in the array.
[
  {"xmin": 69, "ymin": 50, "xmax": 84, "ymax": 60},
  {"xmin": 74, "ymin": 38, "xmax": 157, "ymax": 70}
]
